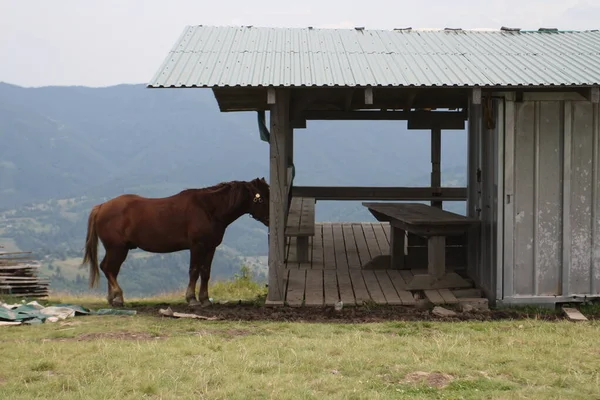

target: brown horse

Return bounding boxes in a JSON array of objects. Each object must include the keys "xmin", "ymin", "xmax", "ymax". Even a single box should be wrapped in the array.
[{"xmin": 81, "ymin": 178, "xmax": 270, "ymax": 307}]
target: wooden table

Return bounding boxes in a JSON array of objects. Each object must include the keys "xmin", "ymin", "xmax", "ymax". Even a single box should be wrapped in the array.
[{"xmin": 362, "ymin": 202, "xmax": 479, "ymax": 290}]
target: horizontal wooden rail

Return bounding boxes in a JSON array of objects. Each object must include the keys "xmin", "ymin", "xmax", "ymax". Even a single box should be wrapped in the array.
[
  {"xmin": 300, "ymin": 111, "xmax": 466, "ymax": 129},
  {"xmin": 302, "ymin": 110, "xmax": 467, "ymax": 121},
  {"xmin": 291, "ymin": 186, "xmax": 467, "ymax": 201}
]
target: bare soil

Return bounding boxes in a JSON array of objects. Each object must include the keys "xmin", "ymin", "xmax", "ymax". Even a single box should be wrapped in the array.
[
  {"xmin": 131, "ymin": 302, "xmax": 594, "ymax": 323},
  {"xmin": 402, "ymin": 371, "xmax": 454, "ymax": 388},
  {"xmin": 75, "ymin": 332, "xmax": 163, "ymax": 341},
  {"xmin": 42, "ymin": 332, "xmax": 165, "ymax": 342}
]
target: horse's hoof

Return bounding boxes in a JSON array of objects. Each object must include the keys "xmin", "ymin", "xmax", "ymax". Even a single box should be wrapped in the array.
[
  {"xmin": 198, "ymin": 299, "xmax": 213, "ymax": 308},
  {"xmin": 110, "ymin": 298, "xmax": 124, "ymax": 308},
  {"xmin": 188, "ymin": 299, "xmax": 201, "ymax": 308}
]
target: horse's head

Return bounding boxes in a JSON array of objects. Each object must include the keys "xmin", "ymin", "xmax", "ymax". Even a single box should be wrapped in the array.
[{"xmin": 248, "ymin": 177, "xmax": 270, "ymax": 227}]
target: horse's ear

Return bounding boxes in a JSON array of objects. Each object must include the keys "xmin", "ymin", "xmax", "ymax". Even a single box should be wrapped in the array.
[{"xmin": 261, "ymin": 177, "xmax": 267, "ymax": 184}]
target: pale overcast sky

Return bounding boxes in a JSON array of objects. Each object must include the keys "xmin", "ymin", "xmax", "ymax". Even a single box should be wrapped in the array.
[{"xmin": 1, "ymin": 0, "xmax": 599, "ymax": 87}]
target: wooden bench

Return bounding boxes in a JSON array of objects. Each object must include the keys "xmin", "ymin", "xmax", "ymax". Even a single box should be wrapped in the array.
[
  {"xmin": 285, "ymin": 197, "xmax": 316, "ymax": 263},
  {"xmin": 362, "ymin": 202, "xmax": 479, "ymax": 290}
]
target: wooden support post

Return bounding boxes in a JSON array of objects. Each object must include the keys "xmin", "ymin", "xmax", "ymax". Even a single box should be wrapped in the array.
[
  {"xmin": 390, "ymin": 227, "xmax": 406, "ymax": 269},
  {"xmin": 428, "ymin": 236, "xmax": 446, "ymax": 278},
  {"xmin": 286, "ymin": 127, "xmax": 294, "ymax": 169},
  {"xmin": 266, "ymin": 88, "xmax": 289, "ymax": 305},
  {"xmin": 431, "ymin": 126, "xmax": 442, "ymax": 208},
  {"xmin": 285, "ymin": 126, "xmax": 293, "ymax": 217},
  {"xmin": 467, "ymin": 88, "xmax": 483, "ymax": 278}
]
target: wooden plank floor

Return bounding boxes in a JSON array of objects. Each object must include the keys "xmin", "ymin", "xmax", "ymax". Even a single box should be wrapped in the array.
[{"xmin": 284, "ymin": 222, "xmax": 475, "ymax": 307}]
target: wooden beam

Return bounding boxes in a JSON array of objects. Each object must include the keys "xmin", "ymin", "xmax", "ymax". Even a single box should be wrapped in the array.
[
  {"xmin": 213, "ymin": 86, "xmax": 473, "ymax": 112},
  {"xmin": 472, "ymin": 87, "xmax": 482, "ymax": 105},
  {"xmin": 523, "ymin": 92, "xmax": 587, "ymax": 102},
  {"xmin": 267, "ymin": 88, "xmax": 289, "ymax": 304},
  {"xmin": 587, "ymin": 87, "xmax": 600, "ymax": 104},
  {"xmin": 344, "ymin": 89, "xmax": 355, "ymax": 111},
  {"xmin": 364, "ymin": 87, "xmax": 374, "ymax": 105},
  {"xmin": 303, "ymin": 110, "xmax": 467, "ymax": 122},
  {"xmin": 407, "ymin": 112, "xmax": 466, "ymax": 130},
  {"xmin": 405, "ymin": 90, "xmax": 418, "ymax": 110},
  {"xmin": 561, "ymin": 306, "xmax": 588, "ymax": 321},
  {"xmin": 290, "ymin": 91, "xmax": 318, "ymax": 120},
  {"xmin": 267, "ymin": 87, "xmax": 276, "ymax": 105},
  {"xmin": 431, "ymin": 127, "xmax": 442, "ymax": 208},
  {"xmin": 291, "ymin": 186, "xmax": 467, "ymax": 201},
  {"xmin": 290, "ymin": 119, "xmax": 306, "ymax": 129}
]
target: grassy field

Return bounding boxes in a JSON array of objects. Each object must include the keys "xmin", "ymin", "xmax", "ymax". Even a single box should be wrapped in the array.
[{"xmin": 1, "ymin": 278, "xmax": 600, "ymax": 399}]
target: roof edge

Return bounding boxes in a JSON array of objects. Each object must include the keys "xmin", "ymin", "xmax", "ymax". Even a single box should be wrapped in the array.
[
  {"xmin": 147, "ymin": 83, "xmax": 600, "ymax": 89},
  {"xmin": 163, "ymin": 24, "xmax": 599, "ymax": 34}
]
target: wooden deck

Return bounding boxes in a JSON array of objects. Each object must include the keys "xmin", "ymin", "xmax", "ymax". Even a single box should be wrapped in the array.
[{"xmin": 284, "ymin": 222, "xmax": 478, "ymax": 307}]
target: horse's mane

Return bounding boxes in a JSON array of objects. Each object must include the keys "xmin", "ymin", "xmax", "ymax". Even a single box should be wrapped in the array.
[
  {"xmin": 180, "ymin": 180, "xmax": 250, "ymax": 194},
  {"xmin": 181, "ymin": 180, "xmax": 253, "ymax": 211}
]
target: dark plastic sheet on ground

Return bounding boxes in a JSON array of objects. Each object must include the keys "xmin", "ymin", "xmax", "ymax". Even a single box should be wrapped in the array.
[{"xmin": 0, "ymin": 301, "xmax": 136, "ymax": 325}]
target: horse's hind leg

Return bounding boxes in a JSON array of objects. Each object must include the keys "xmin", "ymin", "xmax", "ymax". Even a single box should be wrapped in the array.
[
  {"xmin": 100, "ymin": 247, "xmax": 129, "ymax": 307},
  {"xmin": 186, "ymin": 245, "xmax": 206, "ymax": 307}
]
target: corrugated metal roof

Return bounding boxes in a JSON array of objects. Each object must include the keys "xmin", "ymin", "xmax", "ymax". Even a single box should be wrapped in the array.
[{"xmin": 148, "ymin": 26, "xmax": 600, "ymax": 88}]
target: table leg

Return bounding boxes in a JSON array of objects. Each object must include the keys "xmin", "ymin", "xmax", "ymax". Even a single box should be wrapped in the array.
[
  {"xmin": 297, "ymin": 237, "xmax": 309, "ymax": 263},
  {"xmin": 390, "ymin": 227, "xmax": 406, "ymax": 269},
  {"xmin": 428, "ymin": 236, "xmax": 445, "ymax": 278}
]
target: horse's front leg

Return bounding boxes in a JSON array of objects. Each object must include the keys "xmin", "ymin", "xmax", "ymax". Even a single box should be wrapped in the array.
[
  {"xmin": 198, "ymin": 247, "xmax": 216, "ymax": 306},
  {"xmin": 185, "ymin": 245, "xmax": 206, "ymax": 307}
]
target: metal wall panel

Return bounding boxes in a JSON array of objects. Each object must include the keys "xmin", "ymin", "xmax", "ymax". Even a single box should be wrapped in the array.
[
  {"xmin": 568, "ymin": 102, "xmax": 595, "ymax": 295},
  {"xmin": 501, "ymin": 97, "xmax": 600, "ymax": 304},
  {"xmin": 470, "ymin": 98, "xmax": 502, "ymax": 302},
  {"xmin": 536, "ymin": 101, "xmax": 563, "ymax": 295}
]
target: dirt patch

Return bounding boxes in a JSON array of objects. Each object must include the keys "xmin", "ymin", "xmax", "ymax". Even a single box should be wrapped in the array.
[
  {"xmin": 402, "ymin": 371, "xmax": 453, "ymax": 388},
  {"xmin": 58, "ymin": 321, "xmax": 81, "ymax": 327},
  {"xmin": 222, "ymin": 328, "xmax": 252, "ymax": 337},
  {"xmin": 43, "ymin": 331, "xmax": 165, "ymax": 342},
  {"xmin": 132, "ymin": 302, "xmax": 572, "ymax": 323},
  {"xmin": 192, "ymin": 328, "xmax": 252, "ymax": 338},
  {"xmin": 75, "ymin": 332, "xmax": 164, "ymax": 341}
]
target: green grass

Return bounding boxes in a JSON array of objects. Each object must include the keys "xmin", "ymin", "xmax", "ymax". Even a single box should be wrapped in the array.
[
  {"xmin": 42, "ymin": 264, "xmax": 268, "ymax": 308},
  {"xmin": 1, "ymin": 309, "xmax": 599, "ymax": 399},
  {"xmin": 1, "ymin": 273, "xmax": 600, "ymax": 399}
]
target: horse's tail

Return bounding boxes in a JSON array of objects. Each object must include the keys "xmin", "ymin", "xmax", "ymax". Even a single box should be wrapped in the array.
[{"xmin": 83, "ymin": 204, "xmax": 101, "ymax": 288}]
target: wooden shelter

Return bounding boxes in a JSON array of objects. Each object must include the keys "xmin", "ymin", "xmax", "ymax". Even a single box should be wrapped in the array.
[{"xmin": 149, "ymin": 25, "xmax": 600, "ymax": 307}]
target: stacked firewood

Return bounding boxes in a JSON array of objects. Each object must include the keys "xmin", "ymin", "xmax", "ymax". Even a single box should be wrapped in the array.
[{"xmin": 0, "ymin": 248, "xmax": 48, "ymax": 298}]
